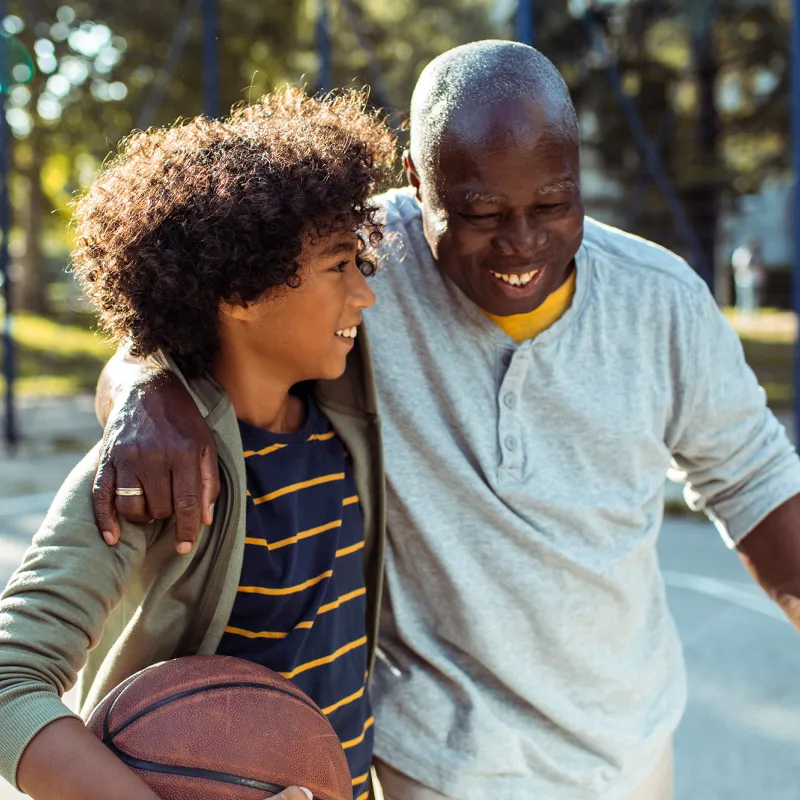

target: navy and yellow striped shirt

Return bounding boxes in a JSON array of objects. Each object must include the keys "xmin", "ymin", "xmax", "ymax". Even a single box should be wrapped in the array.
[{"xmin": 216, "ymin": 396, "xmax": 373, "ymax": 798}]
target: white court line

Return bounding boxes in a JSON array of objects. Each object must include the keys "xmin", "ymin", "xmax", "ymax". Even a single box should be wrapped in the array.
[{"xmin": 661, "ymin": 569, "xmax": 787, "ymax": 623}]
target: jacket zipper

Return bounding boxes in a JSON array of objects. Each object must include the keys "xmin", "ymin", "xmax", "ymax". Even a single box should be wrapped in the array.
[
  {"xmin": 365, "ymin": 413, "xmax": 387, "ymax": 679},
  {"xmin": 374, "ymin": 646, "xmax": 403, "ymax": 678}
]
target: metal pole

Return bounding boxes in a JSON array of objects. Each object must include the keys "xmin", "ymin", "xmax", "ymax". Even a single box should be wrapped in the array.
[
  {"xmin": 201, "ymin": 0, "xmax": 219, "ymax": 117},
  {"xmin": 138, "ymin": 0, "xmax": 199, "ymax": 129},
  {"xmin": 581, "ymin": 13, "xmax": 712, "ymax": 285},
  {"xmin": 316, "ymin": 0, "xmax": 332, "ymax": 93},
  {"xmin": 515, "ymin": 0, "xmax": 535, "ymax": 46},
  {"xmin": 0, "ymin": 8, "xmax": 17, "ymax": 451},
  {"xmin": 793, "ymin": 0, "xmax": 800, "ymax": 444}
]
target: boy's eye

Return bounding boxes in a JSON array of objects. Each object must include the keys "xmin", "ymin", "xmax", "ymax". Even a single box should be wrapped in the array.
[{"xmin": 330, "ymin": 260, "xmax": 349, "ymax": 273}]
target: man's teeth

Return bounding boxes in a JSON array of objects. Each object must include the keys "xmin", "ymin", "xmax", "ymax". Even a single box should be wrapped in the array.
[
  {"xmin": 490, "ymin": 269, "xmax": 539, "ymax": 286},
  {"xmin": 335, "ymin": 326, "xmax": 358, "ymax": 339}
]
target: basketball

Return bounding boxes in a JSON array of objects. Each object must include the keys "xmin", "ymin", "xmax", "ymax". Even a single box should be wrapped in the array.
[{"xmin": 86, "ymin": 655, "xmax": 353, "ymax": 800}]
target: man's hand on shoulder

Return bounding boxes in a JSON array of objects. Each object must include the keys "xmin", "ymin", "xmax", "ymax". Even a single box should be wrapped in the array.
[{"xmin": 93, "ymin": 351, "xmax": 219, "ymax": 553}]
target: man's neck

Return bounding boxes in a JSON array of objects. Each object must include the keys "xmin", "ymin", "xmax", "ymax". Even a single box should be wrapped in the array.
[{"xmin": 210, "ymin": 343, "xmax": 305, "ymax": 433}]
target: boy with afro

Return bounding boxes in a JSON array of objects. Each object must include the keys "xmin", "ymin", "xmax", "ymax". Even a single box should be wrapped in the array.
[{"xmin": 0, "ymin": 88, "xmax": 396, "ymax": 800}]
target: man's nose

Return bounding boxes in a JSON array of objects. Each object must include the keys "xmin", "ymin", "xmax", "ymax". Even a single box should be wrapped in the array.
[{"xmin": 493, "ymin": 215, "xmax": 548, "ymax": 258}]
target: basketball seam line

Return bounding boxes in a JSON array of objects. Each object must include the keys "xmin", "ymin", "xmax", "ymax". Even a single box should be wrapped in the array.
[
  {"xmin": 107, "ymin": 744, "xmax": 288, "ymax": 794},
  {"xmin": 104, "ymin": 679, "xmax": 326, "ymax": 742}
]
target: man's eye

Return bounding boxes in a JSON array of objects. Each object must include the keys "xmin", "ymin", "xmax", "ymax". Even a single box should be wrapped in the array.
[
  {"xmin": 537, "ymin": 202, "xmax": 570, "ymax": 213},
  {"xmin": 460, "ymin": 212, "xmax": 501, "ymax": 222}
]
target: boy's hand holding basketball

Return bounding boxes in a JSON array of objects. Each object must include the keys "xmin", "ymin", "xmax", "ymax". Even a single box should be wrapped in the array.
[
  {"xmin": 17, "ymin": 718, "xmax": 314, "ymax": 800},
  {"xmin": 93, "ymin": 350, "xmax": 219, "ymax": 554}
]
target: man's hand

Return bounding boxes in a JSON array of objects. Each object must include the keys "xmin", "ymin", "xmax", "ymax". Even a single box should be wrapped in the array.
[{"xmin": 93, "ymin": 352, "xmax": 219, "ymax": 553}]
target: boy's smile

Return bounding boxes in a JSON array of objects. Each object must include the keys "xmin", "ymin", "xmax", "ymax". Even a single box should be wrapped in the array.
[
  {"xmin": 334, "ymin": 323, "xmax": 360, "ymax": 348},
  {"xmin": 217, "ymin": 229, "xmax": 374, "ymax": 398}
]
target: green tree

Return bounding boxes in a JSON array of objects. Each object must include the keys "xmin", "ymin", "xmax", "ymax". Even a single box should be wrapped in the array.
[
  {"xmin": 5, "ymin": 2, "xmax": 131, "ymax": 312},
  {"xmin": 5, "ymin": 0, "xmax": 791, "ymax": 312},
  {"xmin": 541, "ymin": 0, "xmax": 789, "ymax": 285}
]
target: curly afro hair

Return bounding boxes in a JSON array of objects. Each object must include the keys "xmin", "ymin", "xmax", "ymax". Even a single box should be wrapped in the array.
[{"xmin": 71, "ymin": 87, "xmax": 398, "ymax": 377}]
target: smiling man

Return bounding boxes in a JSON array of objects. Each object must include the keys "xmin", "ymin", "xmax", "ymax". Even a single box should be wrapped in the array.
[
  {"xmin": 409, "ymin": 49, "xmax": 584, "ymax": 324},
  {"xmin": 91, "ymin": 42, "xmax": 800, "ymax": 800}
]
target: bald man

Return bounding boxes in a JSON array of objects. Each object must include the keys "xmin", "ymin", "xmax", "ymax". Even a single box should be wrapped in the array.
[{"xmin": 91, "ymin": 42, "xmax": 800, "ymax": 799}]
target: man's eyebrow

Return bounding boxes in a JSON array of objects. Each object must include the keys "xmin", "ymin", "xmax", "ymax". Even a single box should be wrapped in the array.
[
  {"xmin": 461, "ymin": 190, "xmax": 508, "ymax": 205},
  {"xmin": 538, "ymin": 179, "xmax": 578, "ymax": 195},
  {"xmin": 456, "ymin": 180, "xmax": 578, "ymax": 205}
]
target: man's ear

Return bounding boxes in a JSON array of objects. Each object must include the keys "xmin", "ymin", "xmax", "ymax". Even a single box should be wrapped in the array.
[{"xmin": 403, "ymin": 150, "xmax": 422, "ymax": 201}]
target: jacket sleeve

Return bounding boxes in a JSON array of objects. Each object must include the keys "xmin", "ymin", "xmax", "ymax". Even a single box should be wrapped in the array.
[
  {"xmin": 669, "ymin": 286, "xmax": 800, "ymax": 546},
  {"xmin": 0, "ymin": 444, "xmax": 152, "ymax": 787}
]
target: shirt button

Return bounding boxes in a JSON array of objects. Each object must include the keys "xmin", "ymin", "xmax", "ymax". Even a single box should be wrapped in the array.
[
  {"xmin": 503, "ymin": 392, "xmax": 516, "ymax": 410},
  {"xmin": 505, "ymin": 436, "xmax": 517, "ymax": 451}
]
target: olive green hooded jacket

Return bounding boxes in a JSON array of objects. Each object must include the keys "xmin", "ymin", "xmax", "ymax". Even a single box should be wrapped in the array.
[{"xmin": 0, "ymin": 334, "xmax": 385, "ymax": 788}]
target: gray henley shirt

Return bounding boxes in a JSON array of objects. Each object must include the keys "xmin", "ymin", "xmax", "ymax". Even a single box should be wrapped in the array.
[{"xmin": 365, "ymin": 188, "xmax": 800, "ymax": 799}]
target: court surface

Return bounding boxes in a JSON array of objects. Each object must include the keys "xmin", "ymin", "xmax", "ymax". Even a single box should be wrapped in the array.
[{"xmin": 0, "ymin": 499, "xmax": 797, "ymax": 799}]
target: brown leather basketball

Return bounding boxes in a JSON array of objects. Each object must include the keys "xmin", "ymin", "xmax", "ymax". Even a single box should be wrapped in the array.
[{"xmin": 86, "ymin": 655, "xmax": 352, "ymax": 800}]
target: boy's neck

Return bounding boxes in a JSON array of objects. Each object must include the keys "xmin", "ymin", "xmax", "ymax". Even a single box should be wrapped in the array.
[{"xmin": 210, "ymin": 343, "xmax": 306, "ymax": 433}]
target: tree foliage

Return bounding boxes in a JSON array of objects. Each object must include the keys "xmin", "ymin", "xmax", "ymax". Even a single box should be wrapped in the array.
[{"xmin": 1, "ymin": 0, "xmax": 792, "ymax": 309}]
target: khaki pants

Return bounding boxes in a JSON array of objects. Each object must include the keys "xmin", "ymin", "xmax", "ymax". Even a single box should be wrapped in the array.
[{"xmin": 373, "ymin": 742, "xmax": 674, "ymax": 800}]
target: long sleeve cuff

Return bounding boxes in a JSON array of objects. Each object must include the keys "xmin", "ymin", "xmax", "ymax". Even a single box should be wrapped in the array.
[{"xmin": 0, "ymin": 688, "xmax": 79, "ymax": 789}]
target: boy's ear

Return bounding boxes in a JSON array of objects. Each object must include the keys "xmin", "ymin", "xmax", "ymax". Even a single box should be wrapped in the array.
[{"xmin": 219, "ymin": 298, "xmax": 250, "ymax": 320}]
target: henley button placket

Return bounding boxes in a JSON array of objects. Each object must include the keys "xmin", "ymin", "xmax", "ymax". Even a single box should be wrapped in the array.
[{"xmin": 498, "ymin": 350, "xmax": 526, "ymax": 473}]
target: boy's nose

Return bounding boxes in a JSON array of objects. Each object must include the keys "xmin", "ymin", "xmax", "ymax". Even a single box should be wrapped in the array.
[{"xmin": 353, "ymin": 272, "xmax": 376, "ymax": 310}]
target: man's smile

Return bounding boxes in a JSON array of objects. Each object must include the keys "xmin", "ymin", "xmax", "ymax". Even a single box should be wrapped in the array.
[{"xmin": 486, "ymin": 266, "xmax": 548, "ymax": 297}]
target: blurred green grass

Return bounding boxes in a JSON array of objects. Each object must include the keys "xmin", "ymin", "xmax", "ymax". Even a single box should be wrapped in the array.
[
  {"xmin": 0, "ymin": 308, "xmax": 795, "ymax": 404},
  {"xmin": 0, "ymin": 312, "xmax": 114, "ymax": 396},
  {"xmin": 724, "ymin": 308, "xmax": 794, "ymax": 410}
]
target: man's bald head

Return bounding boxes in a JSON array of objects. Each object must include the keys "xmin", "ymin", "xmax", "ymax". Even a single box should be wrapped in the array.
[{"xmin": 409, "ymin": 40, "xmax": 579, "ymax": 180}]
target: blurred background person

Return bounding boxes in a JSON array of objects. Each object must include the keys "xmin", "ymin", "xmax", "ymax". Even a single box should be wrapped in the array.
[{"xmin": 731, "ymin": 237, "xmax": 766, "ymax": 315}]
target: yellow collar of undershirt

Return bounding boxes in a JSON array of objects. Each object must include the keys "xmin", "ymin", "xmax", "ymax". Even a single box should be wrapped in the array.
[{"xmin": 482, "ymin": 270, "xmax": 577, "ymax": 344}]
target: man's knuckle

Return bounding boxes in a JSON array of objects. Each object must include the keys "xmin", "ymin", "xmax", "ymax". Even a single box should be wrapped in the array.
[
  {"xmin": 135, "ymin": 439, "xmax": 167, "ymax": 461},
  {"xmin": 174, "ymin": 494, "xmax": 200, "ymax": 514},
  {"xmin": 113, "ymin": 451, "xmax": 141, "ymax": 474},
  {"xmin": 171, "ymin": 437, "xmax": 199, "ymax": 456},
  {"xmin": 144, "ymin": 495, "xmax": 173, "ymax": 515},
  {"xmin": 201, "ymin": 439, "xmax": 218, "ymax": 456},
  {"xmin": 113, "ymin": 435, "xmax": 140, "ymax": 456},
  {"xmin": 139, "ymin": 454, "xmax": 169, "ymax": 476},
  {"xmin": 92, "ymin": 478, "xmax": 113, "ymax": 494}
]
